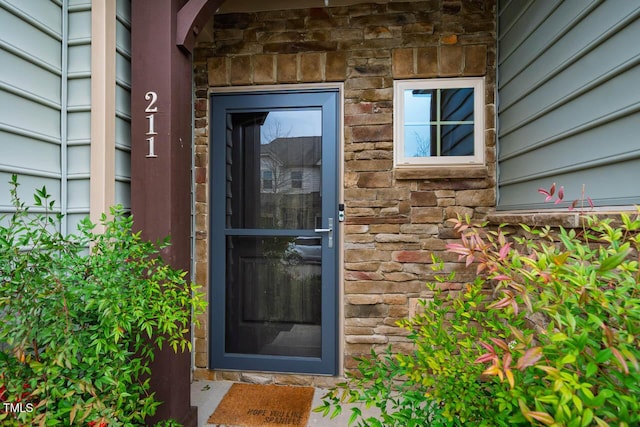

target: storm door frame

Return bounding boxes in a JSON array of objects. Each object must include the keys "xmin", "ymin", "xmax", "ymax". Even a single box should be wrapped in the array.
[{"xmin": 209, "ymin": 85, "xmax": 342, "ymax": 375}]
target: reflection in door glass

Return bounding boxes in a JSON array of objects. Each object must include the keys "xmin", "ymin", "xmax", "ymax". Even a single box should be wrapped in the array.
[{"xmin": 227, "ymin": 109, "xmax": 322, "ymax": 230}]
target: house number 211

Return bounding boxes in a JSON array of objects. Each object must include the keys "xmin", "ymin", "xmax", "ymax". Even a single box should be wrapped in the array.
[{"xmin": 145, "ymin": 91, "xmax": 158, "ymax": 158}]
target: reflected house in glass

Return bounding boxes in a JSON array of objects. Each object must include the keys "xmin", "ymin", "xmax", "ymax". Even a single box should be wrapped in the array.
[{"xmin": 260, "ymin": 136, "xmax": 322, "ymax": 229}]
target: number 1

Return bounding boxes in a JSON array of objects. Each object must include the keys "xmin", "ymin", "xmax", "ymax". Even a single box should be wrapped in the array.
[{"xmin": 146, "ymin": 136, "xmax": 157, "ymax": 158}]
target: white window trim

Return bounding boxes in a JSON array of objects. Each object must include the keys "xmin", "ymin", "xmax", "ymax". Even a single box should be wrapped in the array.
[{"xmin": 393, "ymin": 77, "xmax": 485, "ymax": 168}]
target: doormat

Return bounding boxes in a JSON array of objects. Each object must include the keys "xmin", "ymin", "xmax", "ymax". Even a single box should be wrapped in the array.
[{"xmin": 207, "ymin": 383, "xmax": 315, "ymax": 427}]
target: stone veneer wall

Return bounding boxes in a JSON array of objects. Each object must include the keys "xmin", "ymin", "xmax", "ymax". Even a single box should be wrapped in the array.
[{"xmin": 192, "ymin": 0, "xmax": 496, "ymax": 386}]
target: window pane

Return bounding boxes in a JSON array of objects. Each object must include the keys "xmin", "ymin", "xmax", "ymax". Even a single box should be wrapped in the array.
[
  {"xmin": 404, "ymin": 89, "xmax": 432, "ymax": 125},
  {"xmin": 404, "ymin": 88, "xmax": 475, "ymax": 158},
  {"xmin": 440, "ymin": 88, "xmax": 474, "ymax": 121},
  {"xmin": 291, "ymin": 171, "xmax": 303, "ymax": 189},
  {"xmin": 441, "ymin": 124, "xmax": 474, "ymax": 156},
  {"xmin": 403, "ymin": 124, "xmax": 431, "ymax": 157},
  {"xmin": 262, "ymin": 170, "xmax": 273, "ymax": 190}
]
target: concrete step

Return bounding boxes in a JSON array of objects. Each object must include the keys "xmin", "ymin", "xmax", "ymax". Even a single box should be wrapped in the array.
[{"xmin": 191, "ymin": 379, "xmax": 379, "ymax": 427}]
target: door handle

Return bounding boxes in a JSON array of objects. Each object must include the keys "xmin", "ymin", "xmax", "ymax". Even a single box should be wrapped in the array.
[{"xmin": 314, "ymin": 217, "xmax": 333, "ymax": 248}]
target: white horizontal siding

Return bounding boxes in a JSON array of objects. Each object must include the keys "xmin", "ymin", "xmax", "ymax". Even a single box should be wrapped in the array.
[
  {"xmin": 68, "ymin": 0, "xmax": 91, "ymax": 8},
  {"xmin": 115, "ymin": 148, "xmax": 130, "ymax": 179},
  {"xmin": 500, "ymin": 66, "xmax": 640, "ymax": 158},
  {"xmin": 115, "ymin": 0, "xmax": 131, "ymax": 211},
  {"xmin": 497, "ymin": 0, "xmax": 640, "ymax": 210},
  {"xmin": 0, "ymin": 49, "xmax": 61, "ymax": 104},
  {"xmin": 0, "ymin": 90, "xmax": 61, "ymax": 139},
  {"xmin": 64, "ymin": 3, "xmax": 92, "ymax": 225},
  {"xmin": 1, "ymin": 0, "xmax": 131, "ymax": 231},
  {"xmin": 0, "ymin": 0, "xmax": 96, "ymax": 232},
  {"xmin": 0, "ymin": 173, "xmax": 62, "ymax": 216},
  {"xmin": 498, "ymin": 0, "xmax": 559, "ymax": 66},
  {"xmin": 2, "ymin": 0, "xmax": 61, "ymax": 33},
  {"xmin": 66, "ymin": 1, "xmax": 91, "ymax": 227},
  {"xmin": 116, "ymin": 116, "xmax": 131, "ymax": 148},
  {"xmin": 67, "ymin": 145, "xmax": 90, "ymax": 176},
  {"xmin": 67, "ymin": 44, "xmax": 91, "ymax": 76},
  {"xmin": 68, "ymin": 9, "xmax": 91, "ymax": 42},
  {"xmin": 499, "ymin": 160, "xmax": 640, "ymax": 209},
  {"xmin": 67, "ymin": 111, "xmax": 91, "ymax": 143},
  {"xmin": 500, "ymin": 19, "xmax": 640, "ymax": 145},
  {"xmin": 67, "ymin": 77, "xmax": 91, "ymax": 108},
  {"xmin": 115, "ymin": 84, "xmax": 131, "ymax": 116},
  {"xmin": 499, "ymin": 2, "xmax": 640, "ymax": 114},
  {"xmin": 0, "ymin": 133, "xmax": 60, "ymax": 176},
  {"xmin": 0, "ymin": 3, "xmax": 61, "ymax": 69},
  {"xmin": 114, "ymin": 180, "xmax": 131, "ymax": 208},
  {"xmin": 498, "ymin": 0, "xmax": 599, "ymax": 90},
  {"xmin": 0, "ymin": 0, "xmax": 62, "ymax": 211},
  {"xmin": 67, "ymin": 178, "xmax": 89, "ymax": 210},
  {"xmin": 67, "ymin": 0, "xmax": 91, "ymax": 232}
]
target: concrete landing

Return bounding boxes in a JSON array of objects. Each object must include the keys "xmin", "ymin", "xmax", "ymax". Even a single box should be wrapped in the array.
[{"xmin": 191, "ymin": 379, "xmax": 378, "ymax": 427}]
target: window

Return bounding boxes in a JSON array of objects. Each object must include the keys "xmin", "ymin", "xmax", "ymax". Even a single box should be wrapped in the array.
[
  {"xmin": 291, "ymin": 171, "xmax": 303, "ymax": 189},
  {"xmin": 262, "ymin": 170, "xmax": 273, "ymax": 190},
  {"xmin": 393, "ymin": 78, "xmax": 484, "ymax": 168}
]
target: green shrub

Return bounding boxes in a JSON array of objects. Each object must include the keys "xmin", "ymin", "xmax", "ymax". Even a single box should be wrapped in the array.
[
  {"xmin": 0, "ymin": 176, "xmax": 205, "ymax": 426},
  {"xmin": 320, "ymin": 198, "xmax": 639, "ymax": 426},
  {"xmin": 450, "ymin": 209, "xmax": 640, "ymax": 426},
  {"xmin": 317, "ymin": 262, "xmax": 523, "ymax": 427}
]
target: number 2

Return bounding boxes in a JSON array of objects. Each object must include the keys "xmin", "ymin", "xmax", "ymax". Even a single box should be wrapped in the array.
[{"xmin": 145, "ymin": 91, "xmax": 158, "ymax": 113}]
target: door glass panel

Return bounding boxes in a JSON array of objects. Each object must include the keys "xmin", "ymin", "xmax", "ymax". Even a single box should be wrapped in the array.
[
  {"xmin": 228, "ymin": 109, "xmax": 322, "ymax": 230},
  {"xmin": 225, "ymin": 236, "xmax": 322, "ymax": 357},
  {"xmin": 224, "ymin": 107, "xmax": 324, "ymax": 359}
]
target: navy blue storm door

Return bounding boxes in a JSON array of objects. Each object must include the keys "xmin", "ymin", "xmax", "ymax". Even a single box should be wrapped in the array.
[{"xmin": 210, "ymin": 89, "xmax": 339, "ymax": 375}]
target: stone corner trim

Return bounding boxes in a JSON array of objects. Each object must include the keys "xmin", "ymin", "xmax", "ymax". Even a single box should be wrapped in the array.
[
  {"xmin": 392, "ymin": 44, "xmax": 488, "ymax": 79},
  {"xmin": 208, "ymin": 51, "xmax": 347, "ymax": 86}
]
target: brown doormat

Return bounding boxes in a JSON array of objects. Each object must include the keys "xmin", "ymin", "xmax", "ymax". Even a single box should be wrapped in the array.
[{"xmin": 207, "ymin": 383, "xmax": 315, "ymax": 427}]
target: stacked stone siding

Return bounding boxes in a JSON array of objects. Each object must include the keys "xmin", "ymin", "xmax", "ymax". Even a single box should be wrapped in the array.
[{"xmin": 192, "ymin": 0, "xmax": 496, "ymax": 385}]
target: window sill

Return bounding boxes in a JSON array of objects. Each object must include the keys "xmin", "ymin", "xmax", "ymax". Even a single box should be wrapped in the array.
[
  {"xmin": 395, "ymin": 166, "xmax": 488, "ymax": 180},
  {"xmin": 486, "ymin": 211, "xmax": 581, "ymax": 228},
  {"xmin": 486, "ymin": 208, "xmax": 638, "ymax": 228}
]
